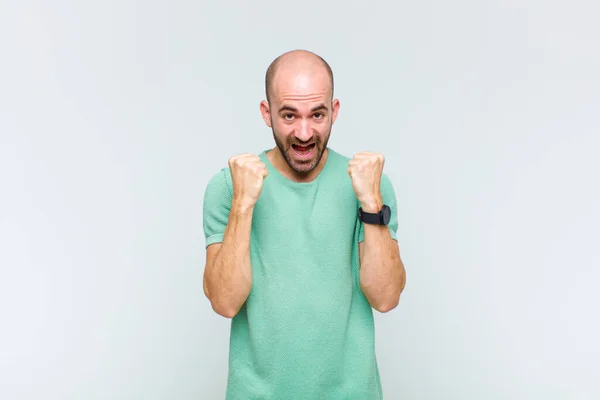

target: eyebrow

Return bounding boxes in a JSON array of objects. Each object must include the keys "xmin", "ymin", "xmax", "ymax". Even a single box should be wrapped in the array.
[{"xmin": 278, "ymin": 103, "xmax": 329, "ymax": 113}]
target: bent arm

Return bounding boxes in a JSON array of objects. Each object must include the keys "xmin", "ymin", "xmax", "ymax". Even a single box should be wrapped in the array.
[
  {"xmin": 357, "ymin": 179, "xmax": 406, "ymax": 313},
  {"xmin": 204, "ymin": 201, "xmax": 254, "ymax": 318},
  {"xmin": 359, "ymin": 221, "xmax": 406, "ymax": 313}
]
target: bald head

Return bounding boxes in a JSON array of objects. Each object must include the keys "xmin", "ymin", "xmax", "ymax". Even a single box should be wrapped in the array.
[{"xmin": 265, "ymin": 50, "xmax": 334, "ymax": 104}]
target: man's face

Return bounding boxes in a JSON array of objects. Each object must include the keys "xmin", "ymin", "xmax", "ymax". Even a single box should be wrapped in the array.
[{"xmin": 261, "ymin": 71, "xmax": 340, "ymax": 174}]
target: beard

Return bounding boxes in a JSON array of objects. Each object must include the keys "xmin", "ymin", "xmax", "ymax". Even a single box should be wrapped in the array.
[{"xmin": 272, "ymin": 123, "xmax": 332, "ymax": 174}]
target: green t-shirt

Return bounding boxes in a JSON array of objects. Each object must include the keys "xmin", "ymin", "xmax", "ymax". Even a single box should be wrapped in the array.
[{"xmin": 202, "ymin": 147, "xmax": 399, "ymax": 399}]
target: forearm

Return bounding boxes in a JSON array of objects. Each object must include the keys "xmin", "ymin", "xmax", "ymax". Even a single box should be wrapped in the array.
[
  {"xmin": 205, "ymin": 200, "xmax": 254, "ymax": 317},
  {"xmin": 359, "ymin": 202, "xmax": 406, "ymax": 312}
]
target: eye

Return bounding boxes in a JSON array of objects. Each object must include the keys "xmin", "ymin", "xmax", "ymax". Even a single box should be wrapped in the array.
[
  {"xmin": 313, "ymin": 113, "xmax": 323, "ymax": 119},
  {"xmin": 283, "ymin": 113, "xmax": 294, "ymax": 120}
]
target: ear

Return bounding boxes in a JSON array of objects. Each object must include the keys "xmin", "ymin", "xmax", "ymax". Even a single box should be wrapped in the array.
[
  {"xmin": 260, "ymin": 100, "xmax": 272, "ymax": 127},
  {"xmin": 331, "ymin": 98, "xmax": 340, "ymax": 124}
]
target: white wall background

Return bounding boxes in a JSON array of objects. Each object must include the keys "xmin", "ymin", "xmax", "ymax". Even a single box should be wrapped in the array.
[{"xmin": 1, "ymin": 1, "xmax": 598, "ymax": 399}]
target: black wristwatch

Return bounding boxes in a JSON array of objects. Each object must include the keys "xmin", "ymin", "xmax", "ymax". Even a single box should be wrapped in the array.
[{"xmin": 358, "ymin": 204, "xmax": 391, "ymax": 226}]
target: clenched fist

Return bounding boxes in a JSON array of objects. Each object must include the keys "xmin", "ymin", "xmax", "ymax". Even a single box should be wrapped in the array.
[
  {"xmin": 348, "ymin": 152, "xmax": 385, "ymax": 211},
  {"xmin": 229, "ymin": 153, "xmax": 268, "ymax": 209}
]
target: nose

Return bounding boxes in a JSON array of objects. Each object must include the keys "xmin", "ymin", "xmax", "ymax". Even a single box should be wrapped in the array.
[{"xmin": 294, "ymin": 119, "xmax": 313, "ymax": 142}]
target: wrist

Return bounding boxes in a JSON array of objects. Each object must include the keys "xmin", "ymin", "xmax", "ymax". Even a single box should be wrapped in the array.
[{"xmin": 360, "ymin": 197, "xmax": 383, "ymax": 213}]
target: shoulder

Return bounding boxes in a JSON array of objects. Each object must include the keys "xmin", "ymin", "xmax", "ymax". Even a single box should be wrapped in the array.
[
  {"xmin": 325, "ymin": 147, "xmax": 351, "ymax": 164},
  {"xmin": 327, "ymin": 148, "xmax": 395, "ymax": 183},
  {"xmin": 204, "ymin": 167, "xmax": 233, "ymax": 201},
  {"xmin": 323, "ymin": 147, "xmax": 352, "ymax": 175}
]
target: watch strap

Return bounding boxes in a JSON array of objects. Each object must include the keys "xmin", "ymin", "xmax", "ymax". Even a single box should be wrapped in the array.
[{"xmin": 359, "ymin": 207, "xmax": 383, "ymax": 225}]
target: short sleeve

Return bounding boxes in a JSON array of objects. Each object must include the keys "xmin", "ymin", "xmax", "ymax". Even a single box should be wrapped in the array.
[
  {"xmin": 202, "ymin": 168, "xmax": 233, "ymax": 247},
  {"xmin": 358, "ymin": 172, "xmax": 399, "ymax": 242}
]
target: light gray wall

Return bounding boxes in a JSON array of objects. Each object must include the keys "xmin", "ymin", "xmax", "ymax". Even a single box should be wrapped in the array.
[{"xmin": 1, "ymin": 1, "xmax": 598, "ymax": 399}]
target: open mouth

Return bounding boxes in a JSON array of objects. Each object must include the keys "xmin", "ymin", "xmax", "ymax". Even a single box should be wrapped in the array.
[{"xmin": 292, "ymin": 143, "xmax": 316, "ymax": 157}]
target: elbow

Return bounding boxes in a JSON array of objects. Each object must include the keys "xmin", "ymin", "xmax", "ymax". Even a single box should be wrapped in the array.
[
  {"xmin": 376, "ymin": 277, "xmax": 406, "ymax": 313},
  {"xmin": 214, "ymin": 306, "xmax": 239, "ymax": 319},
  {"xmin": 360, "ymin": 279, "xmax": 404, "ymax": 313},
  {"xmin": 373, "ymin": 297, "xmax": 400, "ymax": 313},
  {"xmin": 204, "ymin": 283, "xmax": 251, "ymax": 319},
  {"xmin": 204, "ymin": 285, "xmax": 239, "ymax": 318},
  {"xmin": 210, "ymin": 300, "xmax": 241, "ymax": 319},
  {"xmin": 204, "ymin": 284, "xmax": 246, "ymax": 319},
  {"xmin": 361, "ymin": 286, "xmax": 401, "ymax": 313},
  {"xmin": 369, "ymin": 282, "xmax": 404, "ymax": 313},
  {"xmin": 203, "ymin": 276, "xmax": 244, "ymax": 318}
]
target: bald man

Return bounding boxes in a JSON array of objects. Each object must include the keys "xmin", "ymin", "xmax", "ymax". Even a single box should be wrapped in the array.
[{"xmin": 202, "ymin": 50, "xmax": 406, "ymax": 399}]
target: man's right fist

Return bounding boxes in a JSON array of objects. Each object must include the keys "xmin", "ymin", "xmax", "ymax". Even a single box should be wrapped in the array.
[{"xmin": 228, "ymin": 154, "xmax": 268, "ymax": 209}]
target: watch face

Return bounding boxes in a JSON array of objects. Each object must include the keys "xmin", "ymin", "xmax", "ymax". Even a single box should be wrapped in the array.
[{"xmin": 382, "ymin": 205, "xmax": 391, "ymax": 225}]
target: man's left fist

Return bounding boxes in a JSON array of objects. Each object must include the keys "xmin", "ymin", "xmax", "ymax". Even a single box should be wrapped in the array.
[{"xmin": 348, "ymin": 152, "xmax": 385, "ymax": 212}]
